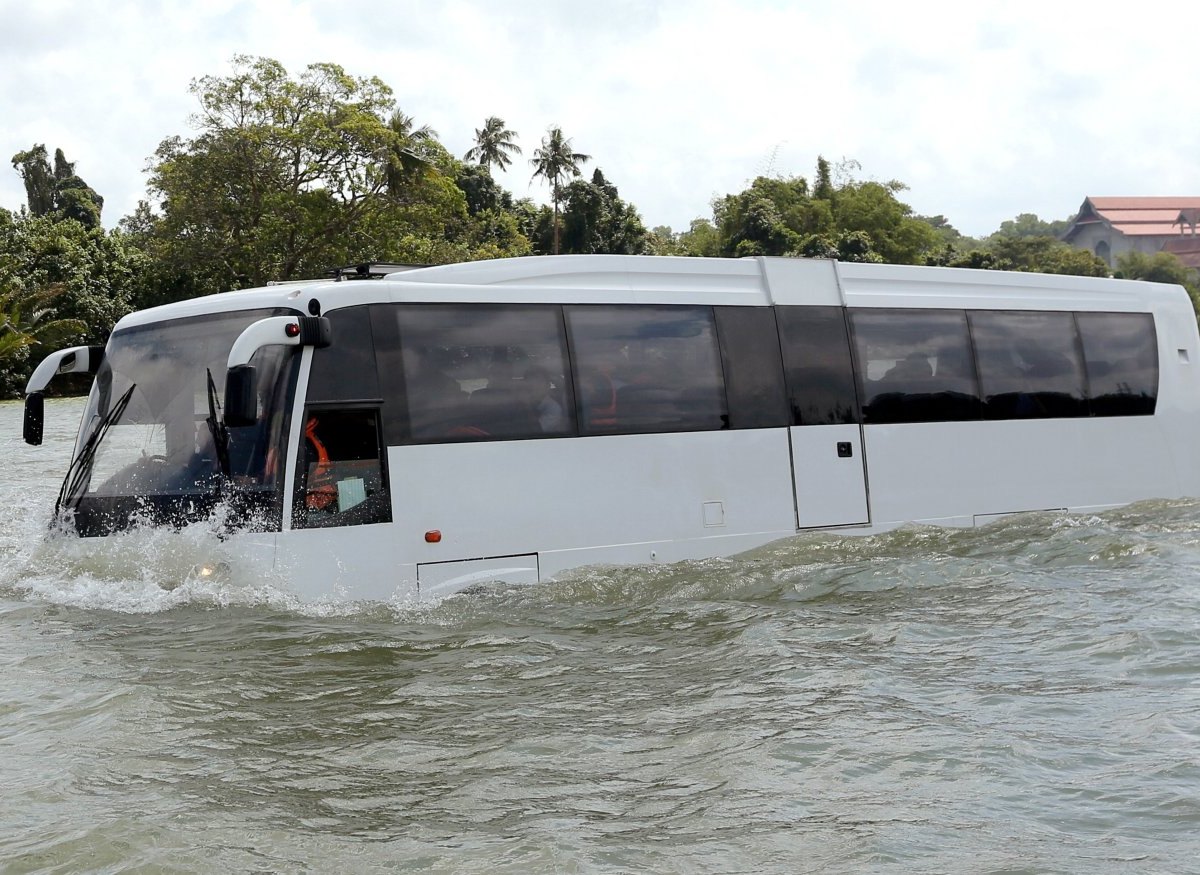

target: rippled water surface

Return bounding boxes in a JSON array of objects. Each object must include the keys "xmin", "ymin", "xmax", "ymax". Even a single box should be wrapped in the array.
[{"xmin": 2, "ymin": 398, "xmax": 1200, "ymax": 873}]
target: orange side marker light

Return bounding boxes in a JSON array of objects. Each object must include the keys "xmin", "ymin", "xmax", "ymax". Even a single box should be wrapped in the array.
[{"xmin": 425, "ymin": 530, "xmax": 442, "ymax": 543}]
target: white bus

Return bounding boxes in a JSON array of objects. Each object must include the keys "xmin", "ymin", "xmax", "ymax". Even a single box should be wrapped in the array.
[{"xmin": 22, "ymin": 255, "xmax": 1200, "ymax": 600}]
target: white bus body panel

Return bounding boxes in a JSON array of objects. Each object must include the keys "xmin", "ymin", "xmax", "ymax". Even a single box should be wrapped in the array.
[
  {"xmin": 863, "ymin": 418, "xmax": 1182, "ymax": 528},
  {"xmin": 389, "ymin": 430, "xmax": 798, "ymax": 586},
  {"xmin": 274, "ymin": 523, "xmax": 411, "ymax": 602},
  {"xmin": 758, "ymin": 257, "xmax": 843, "ymax": 305},
  {"xmin": 418, "ymin": 555, "xmax": 540, "ymax": 599}
]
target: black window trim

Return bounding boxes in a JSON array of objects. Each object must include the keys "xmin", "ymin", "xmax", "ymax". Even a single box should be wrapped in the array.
[{"xmin": 366, "ymin": 300, "xmax": 1160, "ymax": 446}]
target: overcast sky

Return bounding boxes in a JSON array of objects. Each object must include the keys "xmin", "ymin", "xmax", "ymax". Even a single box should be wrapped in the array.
[{"xmin": 4, "ymin": 1, "xmax": 1199, "ymax": 239}]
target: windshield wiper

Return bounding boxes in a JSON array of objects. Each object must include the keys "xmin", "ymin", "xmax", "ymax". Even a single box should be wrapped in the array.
[
  {"xmin": 55, "ymin": 384, "xmax": 136, "ymax": 515},
  {"xmin": 205, "ymin": 368, "xmax": 232, "ymax": 481}
]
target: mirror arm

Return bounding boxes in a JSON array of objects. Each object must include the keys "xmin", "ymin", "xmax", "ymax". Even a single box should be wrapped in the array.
[
  {"xmin": 23, "ymin": 345, "xmax": 105, "ymax": 447},
  {"xmin": 25, "ymin": 345, "xmax": 104, "ymax": 395}
]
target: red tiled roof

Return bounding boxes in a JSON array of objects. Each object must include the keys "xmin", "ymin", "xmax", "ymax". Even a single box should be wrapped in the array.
[
  {"xmin": 1090, "ymin": 209, "xmax": 1197, "ymax": 222},
  {"xmin": 1088, "ymin": 197, "xmax": 1200, "ymax": 210},
  {"xmin": 1108, "ymin": 223, "xmax": 1199, "ymax": 235},
  {"xmin": 1094, "ymin": 193, "xmax": 1200, "ymax": 207},
  {"xmin": 1066, "ymin": 197, "xmax": 1200, "ymax": 239}
]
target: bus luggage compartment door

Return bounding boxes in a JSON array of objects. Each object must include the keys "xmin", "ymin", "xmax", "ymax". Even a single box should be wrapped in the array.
[
  {"xmin": 790, "ymin": 424, "xmax": 870, "ymax": 528},
  {"xmin": 417, "ymin": 554, "xmax": 540, "ymax": 599}
]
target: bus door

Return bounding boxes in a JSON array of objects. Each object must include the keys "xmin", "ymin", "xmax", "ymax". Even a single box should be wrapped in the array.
[
  {"xmin": 777, "ymin": 306, "xmax": 870, "ymax": 529},
  {"xmin": 789, "ymin": 424, "xmax": 869, "ymax": 528}
]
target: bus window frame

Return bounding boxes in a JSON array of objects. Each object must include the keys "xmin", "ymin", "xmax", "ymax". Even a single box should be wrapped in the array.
[{"xmin": 290, "ymin": 401, "xmax": 392, "ymax": 530}]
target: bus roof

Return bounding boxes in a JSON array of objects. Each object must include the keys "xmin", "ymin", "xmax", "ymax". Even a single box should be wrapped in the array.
[{"xmin": 112, "ymin": 254, "xmax": 1189, "ymax": 332}]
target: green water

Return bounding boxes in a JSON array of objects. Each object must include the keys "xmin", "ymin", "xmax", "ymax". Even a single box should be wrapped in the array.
[{"xmin": 3, "ymin": 399, "xmax": 1199, "ymax": 873}]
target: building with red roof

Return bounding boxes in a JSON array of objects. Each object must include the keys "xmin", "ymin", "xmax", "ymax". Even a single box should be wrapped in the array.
[{"xmin": 1062, "ymin": 197, "xmax": 1200, "ymax": 269}]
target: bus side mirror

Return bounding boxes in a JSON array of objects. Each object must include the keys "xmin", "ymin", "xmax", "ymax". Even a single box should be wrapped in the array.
[
  {"xmin": 22, "ymin": 345, "xmax": 106, "ymax": 446},
  {"xmin": 224, "ymin": 365, "xmax": 258, "ymax": 427},
  {"xmin": 23, "ymin": 392, "xmax": 44, "ymax": 446}
]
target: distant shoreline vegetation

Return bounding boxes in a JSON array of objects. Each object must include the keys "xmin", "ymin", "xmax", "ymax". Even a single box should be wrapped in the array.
[{"xmin": 2, "ymin": 55, "xmax": 1195, "ymax": 398}]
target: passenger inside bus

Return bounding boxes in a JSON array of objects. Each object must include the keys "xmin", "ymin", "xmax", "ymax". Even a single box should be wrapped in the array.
[
  {"xmin": 402, "ymin": 346, "xmax": 465, "ymax": 437},
  {"xmin": 881, "ymin": 351, "xmax": 933, "ymax": 386},
  {"xmin": 524, "ymin": 366, "xmax": 567, "ymax": 432}
]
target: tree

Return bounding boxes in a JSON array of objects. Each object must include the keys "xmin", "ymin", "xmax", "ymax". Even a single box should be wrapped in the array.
[
  {"xmin": 989, "ymin": 212, "xmax": 1074, "ymax": 241},
  {"xmin": 0, "ymin": 283, "xmax": 87, "ymax": 363},
  {"xmin": 705, "ymin": 158, "xmax": 939, "ymax": 264},
  {"xmin": 11, "ymin": 145, "xmax": 104, "ymax": 229},
  {"xmin": 829, "ymin": 179, "xmax": 939, "ymax": 264},
  {"xmin": 941, "ymin": 236, "xmax": 1109, "ymax": 277},
  {"xmin": 675, "ymin": 219, "xmax": 721, "ymax": 257},
  {"xmin": 454, "ymin": 162, "xmax": 513, "ymax": 216},
  {"xmin": 384, "ymin": 109, "xmax": 440, "ymax": 191},
  {"xmin": 1114, "ymin": 250, "xmax": 1192, "ymax": 285},
  {"xmin": 144, "ymin": 56, "xmax": 406, "ymax": 293},
  {"xmin": 813, "ymin": 156, "xmax": 835, "ymax": 202},
  {"xmin": 11, "ymin": 146, "xmax": 54, "ymax": 216},
  {"xmin": 0, "ymin": 208, "xmax": 142, "ymax": 396},
  {"xmin": 530, "ymin": 127, "xmax": 590, "ymax": 255},
  {"xmin": 139, "ymin": 58, "xmax": 528, "ymax": 298},
  {"xmin": 917, "ymin": 214, "xmax": 982, "ymax": 256},
  {"xmin": 1114, "ymin": 250, "xmax": 1200, "ymax": 311},
  {"xmin": 551, "ymin": 169, "xmax": 650, "ymax": 255},
  {"xmin": 464, "ymin": 117, "xmax": 522, "ymax": 172}
]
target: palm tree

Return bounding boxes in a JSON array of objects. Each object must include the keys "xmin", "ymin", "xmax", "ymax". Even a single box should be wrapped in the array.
[
  {"xmin": 0, "ymin": 283, "xmax": 86, "ymax": 363},
  {"xmin": 464, "ymin": 117, "xmax": 522, "ymax": 173},
  {"xmin": 530, "ymin": 127, "xmax": 590, "ymax": 255},
  {"xmin": 384, "ymin": 110, "xmax": 439, "ymax": 195}
]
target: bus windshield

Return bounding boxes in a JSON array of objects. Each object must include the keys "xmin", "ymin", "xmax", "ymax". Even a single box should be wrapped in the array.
[{"xmin": 61, "ymin": 308, "xmax": 300, "ymax": 534}]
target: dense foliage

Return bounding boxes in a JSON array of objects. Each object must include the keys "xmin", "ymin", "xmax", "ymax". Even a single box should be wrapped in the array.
[
  {"xmin": 0, "ymin": 209, "xmax": 146, "ymax": 395},
  {"xmin": 136, "ymin": 57, "xmax": 534, "ymax": 300},
  {"xmin": 1, "ymin": 55, "xmax": 1195, "ymax": 398},
  {"xmin": 1114, "ymin": 250, "xmax": 1200, "ymax": 308}
]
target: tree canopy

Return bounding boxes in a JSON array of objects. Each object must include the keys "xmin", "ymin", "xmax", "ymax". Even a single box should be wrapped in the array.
[
  {"xmin": 5, "ymin": 54, "xmax": 1199, "ymax": 397},
  {"xmin": 989, "ymin": 212, "xmax": 1074, "ymax": 241},
  {"xmin": 144, "ymin": 56, "xmax": 407, "ymax": 292},
  {"xmin": 531, "ymin": 168, "xmax": 651, "ymax": 255},
  {"xmin": 0, "ymin": 208, "xmax": 144, "ymax": 395},
  {"xmin": 11, "ymin": 145, "xmax": 105, "ymax": 229},
  {"xmin": 1114, "ymin": 250, "xmax": 1200, "ymax": 308},
  {"xmin": 703, "ymin": 159, "xmax": 941, "ymax": 264},
  {"xmin": 131, "ymin": 57, "xmax": 532, "ymax": 301}
]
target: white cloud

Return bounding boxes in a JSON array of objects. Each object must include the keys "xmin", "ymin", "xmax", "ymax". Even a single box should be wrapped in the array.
[{"xmin": 2, "ymin": 0, "xmax": 1200, "ymax": 239}]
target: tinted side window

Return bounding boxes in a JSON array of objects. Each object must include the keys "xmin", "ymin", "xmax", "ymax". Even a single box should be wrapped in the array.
[
  {"xmin": 777, "ymin": 306, "xmax": 859, "ymax": 425},
  {"xmin": 293, "ymin": 407, "xmax": 390, "ymax": 529},
  {"xmin": 566, "ymin": 305, "xmax": 728, "ymax": 434},
  {"xmin": 1076, "ymin": 313, "xmax": 1158, "ymax": 416},
  {"xmin": 714, "ymin": 307, "xmax": 788, "ymax": 429},
  {"xmin": 307, "ymin": 306, "xmax": 380, "ymax": 402},
  {"xmin": 395, "ymin": 305, "xmax": 573, "ymax": 442},
  {"xmin": 969, "ymin": 311, "xmax": 1086, "ymax": 419},
  {"xmin": 850, "ymin": 309, "xmax": 981, "ymax": 423}
]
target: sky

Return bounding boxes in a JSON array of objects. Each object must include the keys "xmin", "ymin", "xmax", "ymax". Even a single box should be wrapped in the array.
[{"xmin": 3, "ymin": 0, "xmax": 1200, "ymax": 239}]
